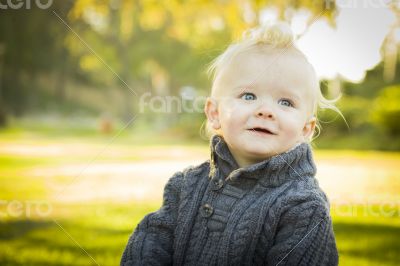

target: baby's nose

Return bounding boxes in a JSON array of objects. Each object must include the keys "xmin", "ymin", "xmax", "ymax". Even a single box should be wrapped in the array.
[{"xmin": 255, "ymin": 103, "xmax": 275, "ymax": 119}]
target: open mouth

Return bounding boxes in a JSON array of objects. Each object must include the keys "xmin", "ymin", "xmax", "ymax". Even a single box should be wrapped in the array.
[{"xmin": 248, "ymin": 127, "xmax": 276, "ymax": 135}]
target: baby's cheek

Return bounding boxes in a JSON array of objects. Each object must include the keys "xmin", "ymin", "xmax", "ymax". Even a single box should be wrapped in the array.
[
  {"xmin": 221, "ymin": 106, "xmax": 242, "ymax": 127},
  {"xmin": 284, "ymin": 121, "xmax": 305, "ymax": 139}
]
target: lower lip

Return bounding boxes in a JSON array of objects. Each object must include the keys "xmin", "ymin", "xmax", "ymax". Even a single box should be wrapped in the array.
[{"xmin": 248, "ymin": 129, "xmax": 275, "ymax": 137}]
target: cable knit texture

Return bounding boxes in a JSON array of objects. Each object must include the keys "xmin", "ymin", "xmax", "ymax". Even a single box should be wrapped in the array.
[{"xmin": 120, "ymin": 135, "xmax": 339, "ymax": 265}]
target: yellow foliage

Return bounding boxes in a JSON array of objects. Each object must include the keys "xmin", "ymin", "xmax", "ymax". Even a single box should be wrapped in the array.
[
  {"xmin": 80, "ymin": 54, "xmax": 101, "ymax": 71},
  {"xmin": 120, "ymin": 1, "xmax": 134, "ymax": 40},
  {"xmin": 69, "ymin": 0, "xmax": 109, "ymax": 21},
  {"xmin": 139, "ymin": 2, "xmax": 167, "ymax": 31}
]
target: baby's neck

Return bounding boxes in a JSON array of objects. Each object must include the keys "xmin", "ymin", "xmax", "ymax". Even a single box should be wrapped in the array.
[{"xmin": 231, "ymin": 141, "xmax": 304, "ymax": 169}]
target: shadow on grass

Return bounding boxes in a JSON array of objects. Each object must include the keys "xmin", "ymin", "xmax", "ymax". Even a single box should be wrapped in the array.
[
  {"xmin": 0, "ymin": 219, "xmax": 128, "ymax": 266},
  {"xmin": 0, "ymin": 220, "xmax": 53, "ymax": 240}
]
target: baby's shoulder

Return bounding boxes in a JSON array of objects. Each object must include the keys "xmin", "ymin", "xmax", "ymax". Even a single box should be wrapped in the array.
[
  {"xmin": 275, "ymin": 177, "xmax": 331, "ymax": 214},
  {"xmin": 181, "ymin": 160, "xmax": 210, "ymax": 177},
  {"xmin": 168, "ymin": 160, "xmax": 210, "ymax": 188}
]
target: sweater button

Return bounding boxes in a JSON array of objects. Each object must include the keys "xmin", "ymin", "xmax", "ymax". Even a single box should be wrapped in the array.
[
  {"xmin": 211, "ymin": 178, "xmax": 224, "ymax": 191},
  {"xmin": 200, "ymin": 204, "xmax": 214, "ymax": 218}
]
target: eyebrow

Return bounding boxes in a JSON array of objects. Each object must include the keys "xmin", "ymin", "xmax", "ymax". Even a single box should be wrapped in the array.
[
  {"xmin": 232, "ymin": 85, "xmax": 253, "ymax": 91},
  {"xmin": 280, "ymin": 89, "xmax": 301, "ymax": 101}
]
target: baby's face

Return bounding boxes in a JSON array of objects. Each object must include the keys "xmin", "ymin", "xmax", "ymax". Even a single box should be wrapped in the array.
[{"xmin": 206, "ymin": 50, "xmax": 316, "ymax": 167}]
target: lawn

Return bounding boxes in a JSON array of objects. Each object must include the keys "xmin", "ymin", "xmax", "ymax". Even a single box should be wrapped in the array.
[{"xmin": 0, "ymin": 128, "xmax": 399, "ymax": 265}]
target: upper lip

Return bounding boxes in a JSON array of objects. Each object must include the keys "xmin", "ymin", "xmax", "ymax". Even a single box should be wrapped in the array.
[{"xmin": 247, "ymin": 126, "xmax": 277, "ymax": 135}]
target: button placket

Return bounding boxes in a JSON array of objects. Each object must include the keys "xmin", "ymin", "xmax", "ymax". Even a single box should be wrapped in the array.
[
  {"xmin": 200, "ymin": 203, "xmax": 214, "ymax": 218},
  {"xmin": 211, "ymin": 178, "xmax": 224, "ymax": 191}
]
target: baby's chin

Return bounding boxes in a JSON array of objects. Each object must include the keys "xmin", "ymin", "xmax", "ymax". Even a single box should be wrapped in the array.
[
  {"xmin": 241, "ymin": 148, "xmax": 279, "ymax": 162},
  {"xmin": 241, "ymin": 143, "xmax": 298, "ymax": 161}
]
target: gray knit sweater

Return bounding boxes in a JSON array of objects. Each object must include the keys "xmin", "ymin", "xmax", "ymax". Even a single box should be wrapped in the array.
[{"xmin": 121, "ymin": 135, "xmax": 338, "ymax": 265}]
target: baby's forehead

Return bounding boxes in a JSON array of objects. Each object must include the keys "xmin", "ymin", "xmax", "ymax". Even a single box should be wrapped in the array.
[{"xmin": 216, "ymin": 50, "xmax": 317, "ymax": 90}]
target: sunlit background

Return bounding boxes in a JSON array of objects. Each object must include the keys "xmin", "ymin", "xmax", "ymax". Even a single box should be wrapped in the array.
[{"xmin": 0, "ymin": 0, "xmax": 399, "ymax": 265}]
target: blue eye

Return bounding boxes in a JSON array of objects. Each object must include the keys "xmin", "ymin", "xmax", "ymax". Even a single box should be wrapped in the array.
[
  {"xmin": 278, "ymin": 99, "xmax": 294, "ymax": 107},
  {"xmin": 240, "ymin": 93, "xmax": 256, "ymax": 101}
]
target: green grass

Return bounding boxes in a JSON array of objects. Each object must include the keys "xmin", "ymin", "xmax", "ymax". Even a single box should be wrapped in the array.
[
  {"xmin": 0, "ymin": 202, "xmax": 158, "ymax": 266},
  {"xmin": 0, "ymin": 129, "xmax": 399, "ymax": 265}
]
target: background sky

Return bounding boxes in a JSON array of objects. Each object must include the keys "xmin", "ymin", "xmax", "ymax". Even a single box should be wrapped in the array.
[{"xmin": 297, "ymin": 3, "xmax": 396, "ymax": 82}]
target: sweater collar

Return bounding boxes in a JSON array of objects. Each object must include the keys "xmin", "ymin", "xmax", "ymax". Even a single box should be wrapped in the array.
[{"xmin": 208, "ymin": 134, "xmax": 316, "ymax": 187}]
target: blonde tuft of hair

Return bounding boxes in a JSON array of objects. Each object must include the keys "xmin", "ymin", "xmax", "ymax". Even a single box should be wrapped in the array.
[
  {"xmin": 242, "ymin": 22, "xmax": 294, "ymax": 48},
  {"xmin": 207, "ymin": 22, "xmax": 295, "ymax": 83}
]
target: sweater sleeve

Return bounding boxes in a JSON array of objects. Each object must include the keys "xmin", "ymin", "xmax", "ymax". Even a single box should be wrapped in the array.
[
  {"xmin": 120, "ymin": 171, "xmax": 183, "ymax": 266},
  {"xmin": 265, "ymin": 198, "xmax": 338, "ymax": 266}
]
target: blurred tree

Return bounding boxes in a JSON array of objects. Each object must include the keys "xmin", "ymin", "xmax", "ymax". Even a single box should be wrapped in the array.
[
  {"xmin": 315, "ymin": 51, "xmax": 400, "ymax": 150},
  {"xmin": 0, "ymin": 1, "xmax": 78, "ymax": 117},
  {"xmin": 371, "ymin": 85, "xmax": 400, "ymax": 135},
  {"xmin": 382, "ymin": 2, "xmax": 400, "ymax": 82}
]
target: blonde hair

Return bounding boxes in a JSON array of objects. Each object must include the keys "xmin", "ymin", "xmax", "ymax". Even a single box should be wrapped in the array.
[{"xmin": 202, "ymin": 22, "xmax": 343, "ymax": 141}]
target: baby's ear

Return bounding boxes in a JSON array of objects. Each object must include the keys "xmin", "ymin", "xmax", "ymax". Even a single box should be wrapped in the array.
[
  {"xmin": 302, "ymin": 116, "xmax": 316, "ymax": 141},
  {"xmin": 204, "ymin": 97, "xmax": 221, "ymax": 130}
]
